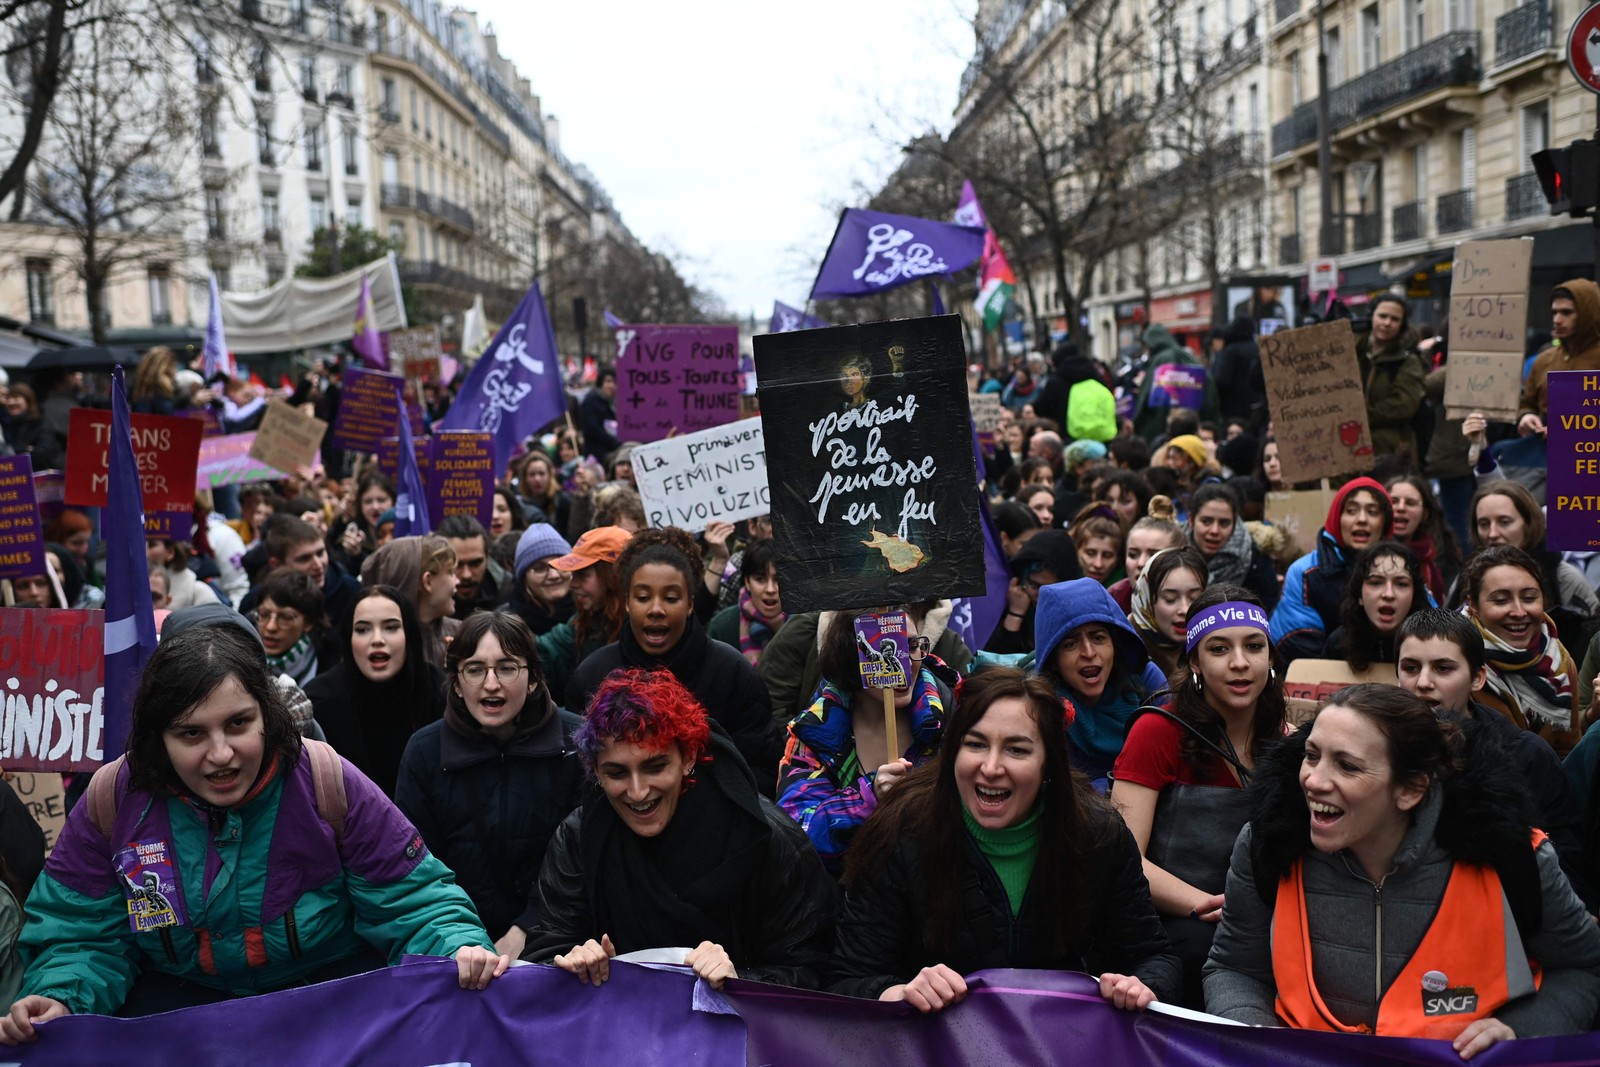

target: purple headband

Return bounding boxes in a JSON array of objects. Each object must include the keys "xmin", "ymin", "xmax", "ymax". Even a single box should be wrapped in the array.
[{"xmin": 1185, "ymin": 601, "xmax": 1270, "ymax": 653}]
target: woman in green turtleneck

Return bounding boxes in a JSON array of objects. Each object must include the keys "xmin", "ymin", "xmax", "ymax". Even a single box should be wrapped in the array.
[{"xmin": 826, "ymin": 667, "xmax": 1181, "ymax": 1013}]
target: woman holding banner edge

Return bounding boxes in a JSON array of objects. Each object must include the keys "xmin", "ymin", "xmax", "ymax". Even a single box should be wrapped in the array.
[{"xmin": 826, "ymin": 666, "xmax": 1180, "ymax": 1011}]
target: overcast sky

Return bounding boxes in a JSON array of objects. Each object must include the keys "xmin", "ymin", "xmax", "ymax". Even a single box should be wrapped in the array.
[{"xmin": 470, "ymin": 1, "xmax": 977, "ymax": 321}]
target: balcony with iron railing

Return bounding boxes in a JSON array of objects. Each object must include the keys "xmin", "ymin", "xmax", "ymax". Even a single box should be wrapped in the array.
[
  {"xmin": 415, "ymin": 190, "xmax": 436, "ymax": 216},
  {"xmin": 1352, "ymin": 213, "xmax": 1383, "ymax": 251},
  {"xmin": 1437, "ymin": 189, "xmax": 1474, "ymax": 233},
  {"xmin": 436, "ymin": 198, "xmax": 474, "ymax": 233},
  {"xmin": 380, "ymin": 183, "xmax": 412, "ymax": 209},
  {"xmin": 398, "ymin": 259, "xmax": 479, "ymax": 293},
  {"xmin": 379, "ymin": 105, "xmax": 400, "ymax": 125},
  {"xmin": 1272, "ymin": 32, "xmax": 1480, "ymax": 155},
  {"xmin": 263, "ymin": 227, "xmax": 281, "ymax": 248},
  {"xmin": 1494, "ymin": 0, "xmax": 1550, "ymax": 67},
  {"xmin": 1392, "ymin": 200, "xmax": 1424, "ymax": 242},
  {"xmin": 1505, "ymin": 171, "xmax": 1545, "ymax": 220},
  {"xmin": 1279, "ymin": 233, "xmax": 1302, "ymax": 264}
]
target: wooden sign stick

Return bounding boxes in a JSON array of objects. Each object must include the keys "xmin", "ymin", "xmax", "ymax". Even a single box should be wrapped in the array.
[{"xmin": 883, "ymin": 686, "xmax": 899, "ymax": 764}]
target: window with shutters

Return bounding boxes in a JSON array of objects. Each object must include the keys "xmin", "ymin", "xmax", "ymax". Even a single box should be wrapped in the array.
[
  {"xmin": 1412, "ymin": 144, "xmax": 1428, "ymax": 201},
  {"xmin": 1324, "ymin": 26, "xmax": 1343, "ymax": 87},
  {"xmin": 1289, "ymin": 50, "xmax": 1302, "ymax": 105},
  {"xmin": 147, "ymin": 265, "xmax": 171, "ymax": 325},
  {"xmin": 1459, "ymin": 126, "xmax": 1476, "ymax": 190},
  {"xmin": 382, "ymin": 152, "xmax": 399, "ymax": 186},
  {"xmin": 1520, "ymin": 102, "xmax": 1549, "ymax": 163},
  {"xmin": 25, "ymin": 260, "xmax": 52, "ymax": 324},
  {"xmin": 1446, "ymin": 0, "xmax": 1472, "ymax": 32},
  {"xmin": 1404, "ymin": 0, "xmax": 1425, "ymax": 50}
]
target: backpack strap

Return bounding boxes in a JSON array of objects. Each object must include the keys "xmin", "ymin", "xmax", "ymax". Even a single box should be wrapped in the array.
[
  {"xmin": 1128, "ymin": 705, "xmax": 1252, "ymax": 784},
  {"xmin": 301, "ymin": 739, "xmax": 347, "ymax": 851},
  {"xmin": 85, "ymin": 756, "xmax": 128, "ymax": 843}
]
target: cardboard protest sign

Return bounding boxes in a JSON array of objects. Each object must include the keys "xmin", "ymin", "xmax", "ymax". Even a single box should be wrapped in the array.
[
  {"xmin": 1264, "ymin": 487, "xmax": 1336, "ymax": 557},
  {"xmin": 969, "ymin": 392, "xmax": 1004, "ymax": 450},
  {"xmin": 64, "ymin": 408, "xmax": 204, "ymax": 514},
  {"xmin": 854, "ymin": 611, "xmax": 912, "ymax": 688},
  {"xmin": 389, "ymin": 325, "xmax": 443, "ymax": 382},
  {"xmin": 196, "ymin": 433, "xmax": 281, "ymax": 488},
  {"xmin": 615, "ymin": 324, "xmax": 741, "ymax": 442},
  {"xmin": 11, "ymin": 772, "xmax": 65, "ymax": 855},
  {"xmin": 753, "ymin": 314, "xmax": 985, "ymax": 614},
  {"xmin": 1258, "ymin": 320, "xmax": 1373, "ymax": 484},
  {"xmin": 1444, "ymin": 239, "xmax": 1533, "ymax": 421},
  {"xmin": 633, "ymin": 418, "xmax": 769, "ymax": 529},
  {"xmin": 0, "ymin": 455, "xmax": 45, "ymax": 580},
  {"xmin": 330, "ymin": 366, "xmax": 425, "ymax": 453},
  {"xmin": 249, "ymin": 400, "xmax": 328, "ymax": 476},
  {"xmin": 1283, "ymin": 659, "xmax": 1398, "ymax": 725},
  {"xmin": 0, "ymin": 609, "xmax": 106, "ymax": 771},
  {"xmin": 429, "ymin": 433, "xmax": 495, "ymax": 529},
  {"xmin": 1546, "ymin": 370, "xmax": 1600, "ymax": 551}
]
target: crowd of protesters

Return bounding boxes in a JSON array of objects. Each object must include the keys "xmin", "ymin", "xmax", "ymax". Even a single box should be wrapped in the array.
[{"xmin": 0, "ymin": 281, "xmax": 1596, "ymax": 1061}]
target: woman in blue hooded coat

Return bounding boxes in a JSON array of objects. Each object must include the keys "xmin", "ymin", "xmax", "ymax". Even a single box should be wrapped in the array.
[{"xmin": 1034, "ymin": 578, "xmax": 1167, "ymax": 787}]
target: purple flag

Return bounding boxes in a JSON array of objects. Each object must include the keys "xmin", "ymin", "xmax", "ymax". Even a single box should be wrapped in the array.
[
  {"xmin": 768, "ymin": 301, "xmax": 829, "ymax": 334},
  {"xmin": 953, "ymin": 178, "xmax": 987, "ymax": 228},
  {"xmin": 810, "ymin": 209, "xmax": 986, "ymax": 300},
  {"xmin": 602, "ymin": 308, "xmax": 623, "ymax": 330},
  {"xmin": 103, "ymin": 366, "xmax": 158, "ymax": 761},
  {"xmin": 393, "ymin": 388, "xmax": 431, "ymax": 537},
  {"xmin": 352, "ymin": 273, "xmax": 387, "ymax": 370},
  {"xmin": 438, "ymin": 281, "xmax": 566, "ymax": 477},
  {"xmin": 947, "ymin": 414, "xmax": 1010, "ymax": 653},
  {"xmin": 201, "ymin": 273, "xmax": 234, "ymax": 382}
]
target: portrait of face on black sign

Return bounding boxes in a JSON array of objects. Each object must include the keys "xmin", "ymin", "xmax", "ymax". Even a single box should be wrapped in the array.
[{"xmin": 753, "ymin": 315, "xmax": 985, "ymax": 614}]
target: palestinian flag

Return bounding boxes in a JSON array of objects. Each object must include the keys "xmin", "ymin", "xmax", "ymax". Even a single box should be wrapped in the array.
[{"xmin": 976, "ymin": 230, "xmax": 1015, "ymax": 333}]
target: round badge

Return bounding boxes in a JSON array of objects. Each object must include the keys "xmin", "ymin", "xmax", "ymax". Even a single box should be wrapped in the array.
[{"xmin": 1421, "ymin": 970, "xmax": 1449, "ymax": 993}]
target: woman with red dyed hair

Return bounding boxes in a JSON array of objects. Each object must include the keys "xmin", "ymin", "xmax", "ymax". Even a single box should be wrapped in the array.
[{"xmin": 521, "ymin": 669, "xmax": 835, "ymax": 989}]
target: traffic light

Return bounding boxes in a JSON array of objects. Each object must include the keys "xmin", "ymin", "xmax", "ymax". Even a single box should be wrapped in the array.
[{"xmin": 1533, "ymin": 140, "xmax": 1600, "ymax": 217}]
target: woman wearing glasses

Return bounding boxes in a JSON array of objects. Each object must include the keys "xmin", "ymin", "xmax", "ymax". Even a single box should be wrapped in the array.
[
  {"xmin": 777, "ymin": 611, "xmax": 956, "ymax": 877},
  {"xmin": 395, "ymin": 613, "xmax": 584, "ymax": 961}
]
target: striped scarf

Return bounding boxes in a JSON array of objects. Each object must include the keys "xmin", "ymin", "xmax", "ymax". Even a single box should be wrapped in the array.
[
  {"xmin": 1472, "ymin": 613, "xmax": 1574, "ymax": 731},
  {"xmin": 738, "ymin": 587, "xmax": 785, "ymax": 666}
]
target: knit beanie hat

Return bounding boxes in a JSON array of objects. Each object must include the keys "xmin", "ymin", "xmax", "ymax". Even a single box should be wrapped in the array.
[
  {"xmin": 1165, "ymin": 434, "xmax": 1208, "ymax": 468},
  {"xmin": 1063, "ymin": 439, "xmax": 1108, "ymax": 469},
  {"xmin": 515, "ymin": 524, "xmax": 573, "ymax": 582}
]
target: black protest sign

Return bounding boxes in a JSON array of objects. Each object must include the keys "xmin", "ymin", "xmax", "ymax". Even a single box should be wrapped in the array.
[{"xmin": 752, "ymin": 314, "xmax": 984, "ymax": 614}]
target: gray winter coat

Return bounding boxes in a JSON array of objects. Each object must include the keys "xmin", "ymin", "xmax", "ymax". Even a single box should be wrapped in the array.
[{"xmin": 1203, "ymin": 787, "xmax": 1600, "ymax": 1035}]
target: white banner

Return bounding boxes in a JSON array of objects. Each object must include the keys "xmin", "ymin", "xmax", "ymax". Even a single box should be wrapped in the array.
[{"xmin": 633, "ymin": 417, "xmax": 770, "ymax": 529}]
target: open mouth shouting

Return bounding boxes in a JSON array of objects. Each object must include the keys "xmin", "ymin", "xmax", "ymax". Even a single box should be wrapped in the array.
[
  {"xmin": 204, "ymin": 767, "xmax": 244, "ymax": 798},
  {"xmin": 1307, "ymin": 798, "xmax": 1344, "ymax": 827},
  {"xmin": 973, "ymin": 783, "xmax": 1012, "ymax": 816}
]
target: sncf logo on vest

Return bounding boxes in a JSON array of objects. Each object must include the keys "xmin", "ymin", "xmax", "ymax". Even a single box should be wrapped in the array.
[{"xmin": 1420, "ymin": 971, "xmax": 1479, "ymax": 1015}]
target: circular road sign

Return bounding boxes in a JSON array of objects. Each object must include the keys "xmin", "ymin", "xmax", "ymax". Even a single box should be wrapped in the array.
[{"xmin": 1568, "ymin": 0, "xmax": 1600, "ymax": 94}]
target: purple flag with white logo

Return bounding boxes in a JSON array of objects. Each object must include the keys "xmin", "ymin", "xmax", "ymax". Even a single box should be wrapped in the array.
[
  {"xmin": 767, "ymin": 301, "xmax": 829, "ymax": 334},
  {"xmin": 201, "ymin": 274, "xmax": 234, "ymax": 382},
  {"xmin": 438, "ymin": 281, "xmax": 566, "ymax": 477},
  {"xmin": 393, "ymin": 388, "xmax": 432, "ymax": 537},
  {"xmin": 809, "ymin": 209, "xmax": 985, "ymax": 300},
  {"xmin": 953, "ymin": 179, "xmax": 987, "ymax": 229},
  {"xmin": 352, "ymin": 273, "xmax": 387, "ymax": 369},
  {"xmin": 103, "ymin": 366, "xmax": 158, "ymax": 761}
]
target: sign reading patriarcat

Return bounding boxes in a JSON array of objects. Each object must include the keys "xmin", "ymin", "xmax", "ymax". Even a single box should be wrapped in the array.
[{"xmin": 752, "ymin": 314, "xmax": 984, "ymax": 614}]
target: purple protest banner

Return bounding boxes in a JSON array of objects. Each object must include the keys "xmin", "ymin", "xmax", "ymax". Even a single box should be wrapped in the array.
[
  {"xmin": 0, "ymin": 455, "xmax": 43, "ymax": 580},
  {"xmin": 1546, "ymin": 369, "xmax": 1600, "ymax": 551},
  {"xmin": 810, "ymin": 208, "xmax": 986, "ymax": 300},
  {"xmin": 195, "ymin": 434, "xmax": 282, "ymax": 488},
  {"xmin": 376, "ymin": 435, "xmax": 433, "ymax": 491},
  {"xmin": 330, "ymin": 366, "xmax": 425, "ymax": 453},
  {"xmin": 614, "ymin": 323, "xmax": 741, "ymax": 443},
  {"xmin": 1151, "ymin": 363, "xmax": 1207, "ymax": 410},
  {"xmin": 31, "ymin": 470, "xmax": 63, "ymax": 525},
  {"xmin": 430, "ymin": 432, "xmax": 495, "ymax": 529}
]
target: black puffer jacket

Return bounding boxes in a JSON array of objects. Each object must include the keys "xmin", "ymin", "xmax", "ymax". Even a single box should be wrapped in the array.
[
  {"xmin": 521, "ymin": 730, "xmax": 836, "ymax": 988},
  {"xmin": 394, "ymin": 694, "xmax": 586, "ymax": 940},
  {"xmin": 569, "ymin": 615, "xmax": 785, "ymax": 796},
  {"xmin": 826, "ymin": 800, "xmax": 1181, "ymax": 1001},
  {"xmin": 1212, "ymin": 316, "xmax": 1266, "ymax": 425}
]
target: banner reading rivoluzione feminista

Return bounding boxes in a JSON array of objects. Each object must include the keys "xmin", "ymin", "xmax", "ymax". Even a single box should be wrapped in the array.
[{"xmin": 753, "ymin": 314, "xmax": 984, "ymax": 614}]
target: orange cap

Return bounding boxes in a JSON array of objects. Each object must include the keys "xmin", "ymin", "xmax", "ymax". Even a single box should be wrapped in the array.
[{"xmin": 551, "ymin": 526, "xmax": 633, "ymax": 571}]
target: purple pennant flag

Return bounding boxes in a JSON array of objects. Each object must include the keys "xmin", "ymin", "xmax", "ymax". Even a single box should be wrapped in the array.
[
  {"xmin": 103, "ymin": 366, "xmax": 158, "ymax": 761},
  {"xmin": 953, "ymin": 178, "xmax": 987, "ymax": 228},
  {"xmin": 200, "ymin": 273, "xmax": 234, "ymax": 382},
  {"xmin": 810, "ymin": 208, "xmax": 986, "ymax": 300},
  {"xmin": 947, "ymin": 414, "xmax": 1011, "ymax": 653},
  {"xmin": 768, "ymin": 301, "xmax": 829, "ymax": 334},
  {"xmin": 393, "ymin": 388, "xmax": 432, "ymax": 537},
  {"xmin": 602, "ymin": 308, "xmax": 623, "ymax": 330},
  {"xmin": 438, "ymin": 281, "xmax": 566, "ymax": 478},
  {"xmin": 352, "ymin": 272, "xmax": 387, "ymax": 370}
]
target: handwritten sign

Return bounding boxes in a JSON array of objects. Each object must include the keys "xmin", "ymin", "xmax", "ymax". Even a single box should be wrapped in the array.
[
  {"xmin": 11, "ymin": 771, "xmax": 65, "ymax": 855},
  {"xmin": 63, "ymin": 409, "xmax": 204, "ymax": 514},
  {"xmin": 0, "ymin": 455, "xmax": 44, "ymax": 581},
  {"xmin": 753, "ymin": 314, "xmax": 985, "ymax": 613},
  {"xmin": 1444, "ymin": 238, "xmax": 1533, "ymax": 420},
  {"xmin": 1546, "ymin": 370, "xmax": 1600, "ymax": 551},
  {"xmin": 330, "ymin": 366, "xmax": 425, "ymax": 453},
  {"xmin": 0, "ymin": 609, "xmax": 105, "ymax": 771},
  {"xmin": 970, "ymin": 392, "xmax": 1004, "ymax": 451},
  {"xmin": 633, "ymin": 418, "xmax": 770, "ymax": 529},
  {"xmin": 429, "ymin": 432, "xmax": 494, "ymax": 529},
  {"xmin": 249, "ymin": 400, "xmax": 328, "ymax": 475},
  {"xmin": 388, "ymin": 325, "xmax": 442, "ymax": 383},
  {"xmin": 615, "ymin": 324, "xmax": 741, "ymax": 443},
  {"xmin": 1258, "ymin": 320, "xmax": 1373, "ymax": 484}
]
